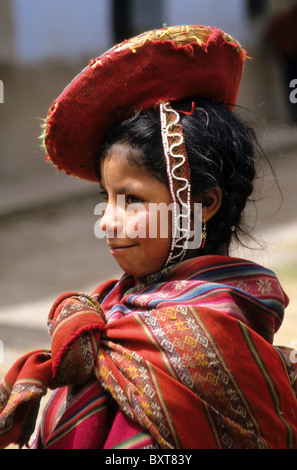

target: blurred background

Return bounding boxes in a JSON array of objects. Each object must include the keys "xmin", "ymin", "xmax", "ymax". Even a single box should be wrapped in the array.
[{"xmin": 0, "ymin": 0, "xmax": 296, "ymax": 374}]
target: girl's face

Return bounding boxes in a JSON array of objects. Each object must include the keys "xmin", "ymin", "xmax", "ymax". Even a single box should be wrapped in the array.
[{"xmin": 99, "ymin": 143, "xmax": 172, "ymax": 278}]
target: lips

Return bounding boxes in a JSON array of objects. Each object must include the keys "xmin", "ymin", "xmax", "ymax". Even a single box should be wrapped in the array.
[
  {"xmin": 108, "ymin": 242, "xmax": 136, "ymax": 249},
  {"xmin": 108, "ymin": 243, "xmax": 137, "ymax": 255}
]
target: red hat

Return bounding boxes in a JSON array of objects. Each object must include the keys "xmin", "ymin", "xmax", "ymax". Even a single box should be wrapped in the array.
[{"xmin": 42, "ymin": 25, "xmax": 247, "ymax": 182}]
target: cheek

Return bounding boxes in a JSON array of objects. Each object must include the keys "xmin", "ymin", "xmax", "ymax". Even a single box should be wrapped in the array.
[
  {"xmin": 146, "ymin": 205, "xmax": 172, "ymax": 239},
  {"xmin": 141, "ymin": 209, "xmax": 172, "ymax": 262},
  {"xmin": 142, "ymin": 235, "xmax": 172, "ymax": 271},
  {"xmin": 125, "ymin": 206, "xmax": 172, "ymax": 240},
  {"xmin": 125, "ymin": 210, "xmax": 148, "ymax": 238}
]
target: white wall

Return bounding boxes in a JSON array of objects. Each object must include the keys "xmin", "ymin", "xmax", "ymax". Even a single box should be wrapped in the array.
[
  {"xmin": 164, "ymin": 0, "xmax": 256, "ymax": 46},
  {"xmin": 11, "ymin": 0, "xmax": 112, "ymax": 63}
]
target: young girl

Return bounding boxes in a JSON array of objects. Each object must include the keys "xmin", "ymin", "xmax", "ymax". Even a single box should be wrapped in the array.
[{"xmin": 0, "ymin": 25, "xmax": 296, "ymax": 450}]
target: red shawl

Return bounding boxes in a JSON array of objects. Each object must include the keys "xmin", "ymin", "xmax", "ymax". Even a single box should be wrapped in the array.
[{"xmin": 0, "ymin": 255, "xmax": 297, "ymax": 449}]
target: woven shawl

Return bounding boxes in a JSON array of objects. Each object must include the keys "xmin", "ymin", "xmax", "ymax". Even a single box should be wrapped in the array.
[{"xmin": 1, "ymin": 255, "xmax": 297, "ymax": 449}]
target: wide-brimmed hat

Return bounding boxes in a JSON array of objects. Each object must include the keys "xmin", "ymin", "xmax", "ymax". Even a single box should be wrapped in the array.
[{"xmin": 42, "ymin": 25, "xmax": 246, "ymax": 182}]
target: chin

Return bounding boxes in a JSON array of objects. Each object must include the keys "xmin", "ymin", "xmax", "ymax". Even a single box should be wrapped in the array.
[
  {"xmin": 127, "ymin": 270, "xmax": 151, "ymax": 278},
  {"xmin": 124, "ymin": 266, "xmax": 161, "ymax": 279}
]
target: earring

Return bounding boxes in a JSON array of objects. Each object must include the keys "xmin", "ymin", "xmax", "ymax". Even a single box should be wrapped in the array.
[{"xmin": 200, "ymin": 219, "xmax": 207, "ymax": 250}]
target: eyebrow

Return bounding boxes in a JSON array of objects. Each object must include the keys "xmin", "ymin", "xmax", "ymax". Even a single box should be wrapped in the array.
[{"xmin": 99, "ymin": 183, "xmax": 139, "ymax": 194}]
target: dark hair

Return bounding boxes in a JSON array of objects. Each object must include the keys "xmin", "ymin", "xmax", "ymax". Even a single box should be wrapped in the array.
[{"xmin": 96, "ymin": 98, "xmax": 262, "ymax": 254}]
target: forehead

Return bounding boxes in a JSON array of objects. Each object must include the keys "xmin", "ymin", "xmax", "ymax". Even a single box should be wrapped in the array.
[
  {"xmin": 100, "ymin": 143, "xmax": 171, "ymax": 204},
  {"xmin": 100, "ymin": 143, "xmax": 151, "ymax": 187}
]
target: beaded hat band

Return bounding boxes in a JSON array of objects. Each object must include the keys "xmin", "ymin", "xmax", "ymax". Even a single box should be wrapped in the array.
[{"xmin": 160, "ymin": 101, "xmax": 192, "ymax": 265}]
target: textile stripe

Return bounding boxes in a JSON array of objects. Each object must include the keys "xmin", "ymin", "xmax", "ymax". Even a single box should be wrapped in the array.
[
  {"xmin": 146, "ymin": 362, "xmax": 181, "ymax": 449},
  {"xmin": 1, "ymin": 378, "xmax": 43, "ymax": 390},
  {"xmin": 275, "ymin": 348, "xmax": 297, "ymax": 396},
  {"xmin": 200, "ymin": 400, "xmax": 223, "ymax": 448},
  {"xmin": 239, "ymin": 322, "xmax": 295, "ymax": 449},
  {"xmin": 190, "ymin": 307, "xmax": 265, "ymax": 441},
  {"xmin": 111, "ymin": 432, "xmax": 154, "ymax": 449},
  {"xmin": 134, "ymin": 315, "xmax": 176, "ymax": 379},
  {"xmin": 52, "ymin": 310, "xmax": 101, "ymax": 339},
  {"xmin": 0, "ymin": 379, "xmax": 12, "ymax": 396},
  {"xmin": 44, "ymin": 393, "xmax": 109, "ymax": 448}
]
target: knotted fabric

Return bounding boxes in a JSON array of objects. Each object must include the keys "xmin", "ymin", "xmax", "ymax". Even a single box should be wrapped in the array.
[{"xmin": 0, "ymin": 292, "xmax": 106, "ymax": 448}]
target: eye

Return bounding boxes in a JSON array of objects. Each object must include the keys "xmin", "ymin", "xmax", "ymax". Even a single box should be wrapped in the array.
[
  {"xmin": 126, "ymin": 195, "xmax": 144, "ymax": 205},
  {"xmin": 99, "ymin": 190, "xmax": 108, "ymax": 202}
]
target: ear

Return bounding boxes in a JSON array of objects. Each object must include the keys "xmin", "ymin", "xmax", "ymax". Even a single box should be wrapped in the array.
[{"xmin": 192, "ymin": 186, "xmax": 222, "ymax": 222}]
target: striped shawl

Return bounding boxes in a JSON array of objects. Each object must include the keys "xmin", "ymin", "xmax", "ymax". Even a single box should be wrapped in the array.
[{"xmin": 0, "ymin": 255, "xmax": 297, "ymax": 449}]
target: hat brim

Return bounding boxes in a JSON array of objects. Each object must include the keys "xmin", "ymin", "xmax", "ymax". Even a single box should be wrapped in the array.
[{"xmin": 43, "ymin": 25, "xmax": 246, "ymax": 182}]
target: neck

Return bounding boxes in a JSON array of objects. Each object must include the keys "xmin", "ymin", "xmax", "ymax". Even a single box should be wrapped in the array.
[
  {"xmin": 213, "ymin": 244, "xmax": 228, "ymax": 256},
  {"xmin": 184, "ymin": 243, "xmax": 228, "ymax": 261}
]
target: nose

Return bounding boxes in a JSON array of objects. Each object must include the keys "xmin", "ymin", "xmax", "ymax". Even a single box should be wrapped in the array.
[
  {"xmin": 100, "ymin": 203, "xmax": 116, "ymax": 237},
  {"xmin": 100, "ymin": 201, "xmax": 125, "ymax": 238}
]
